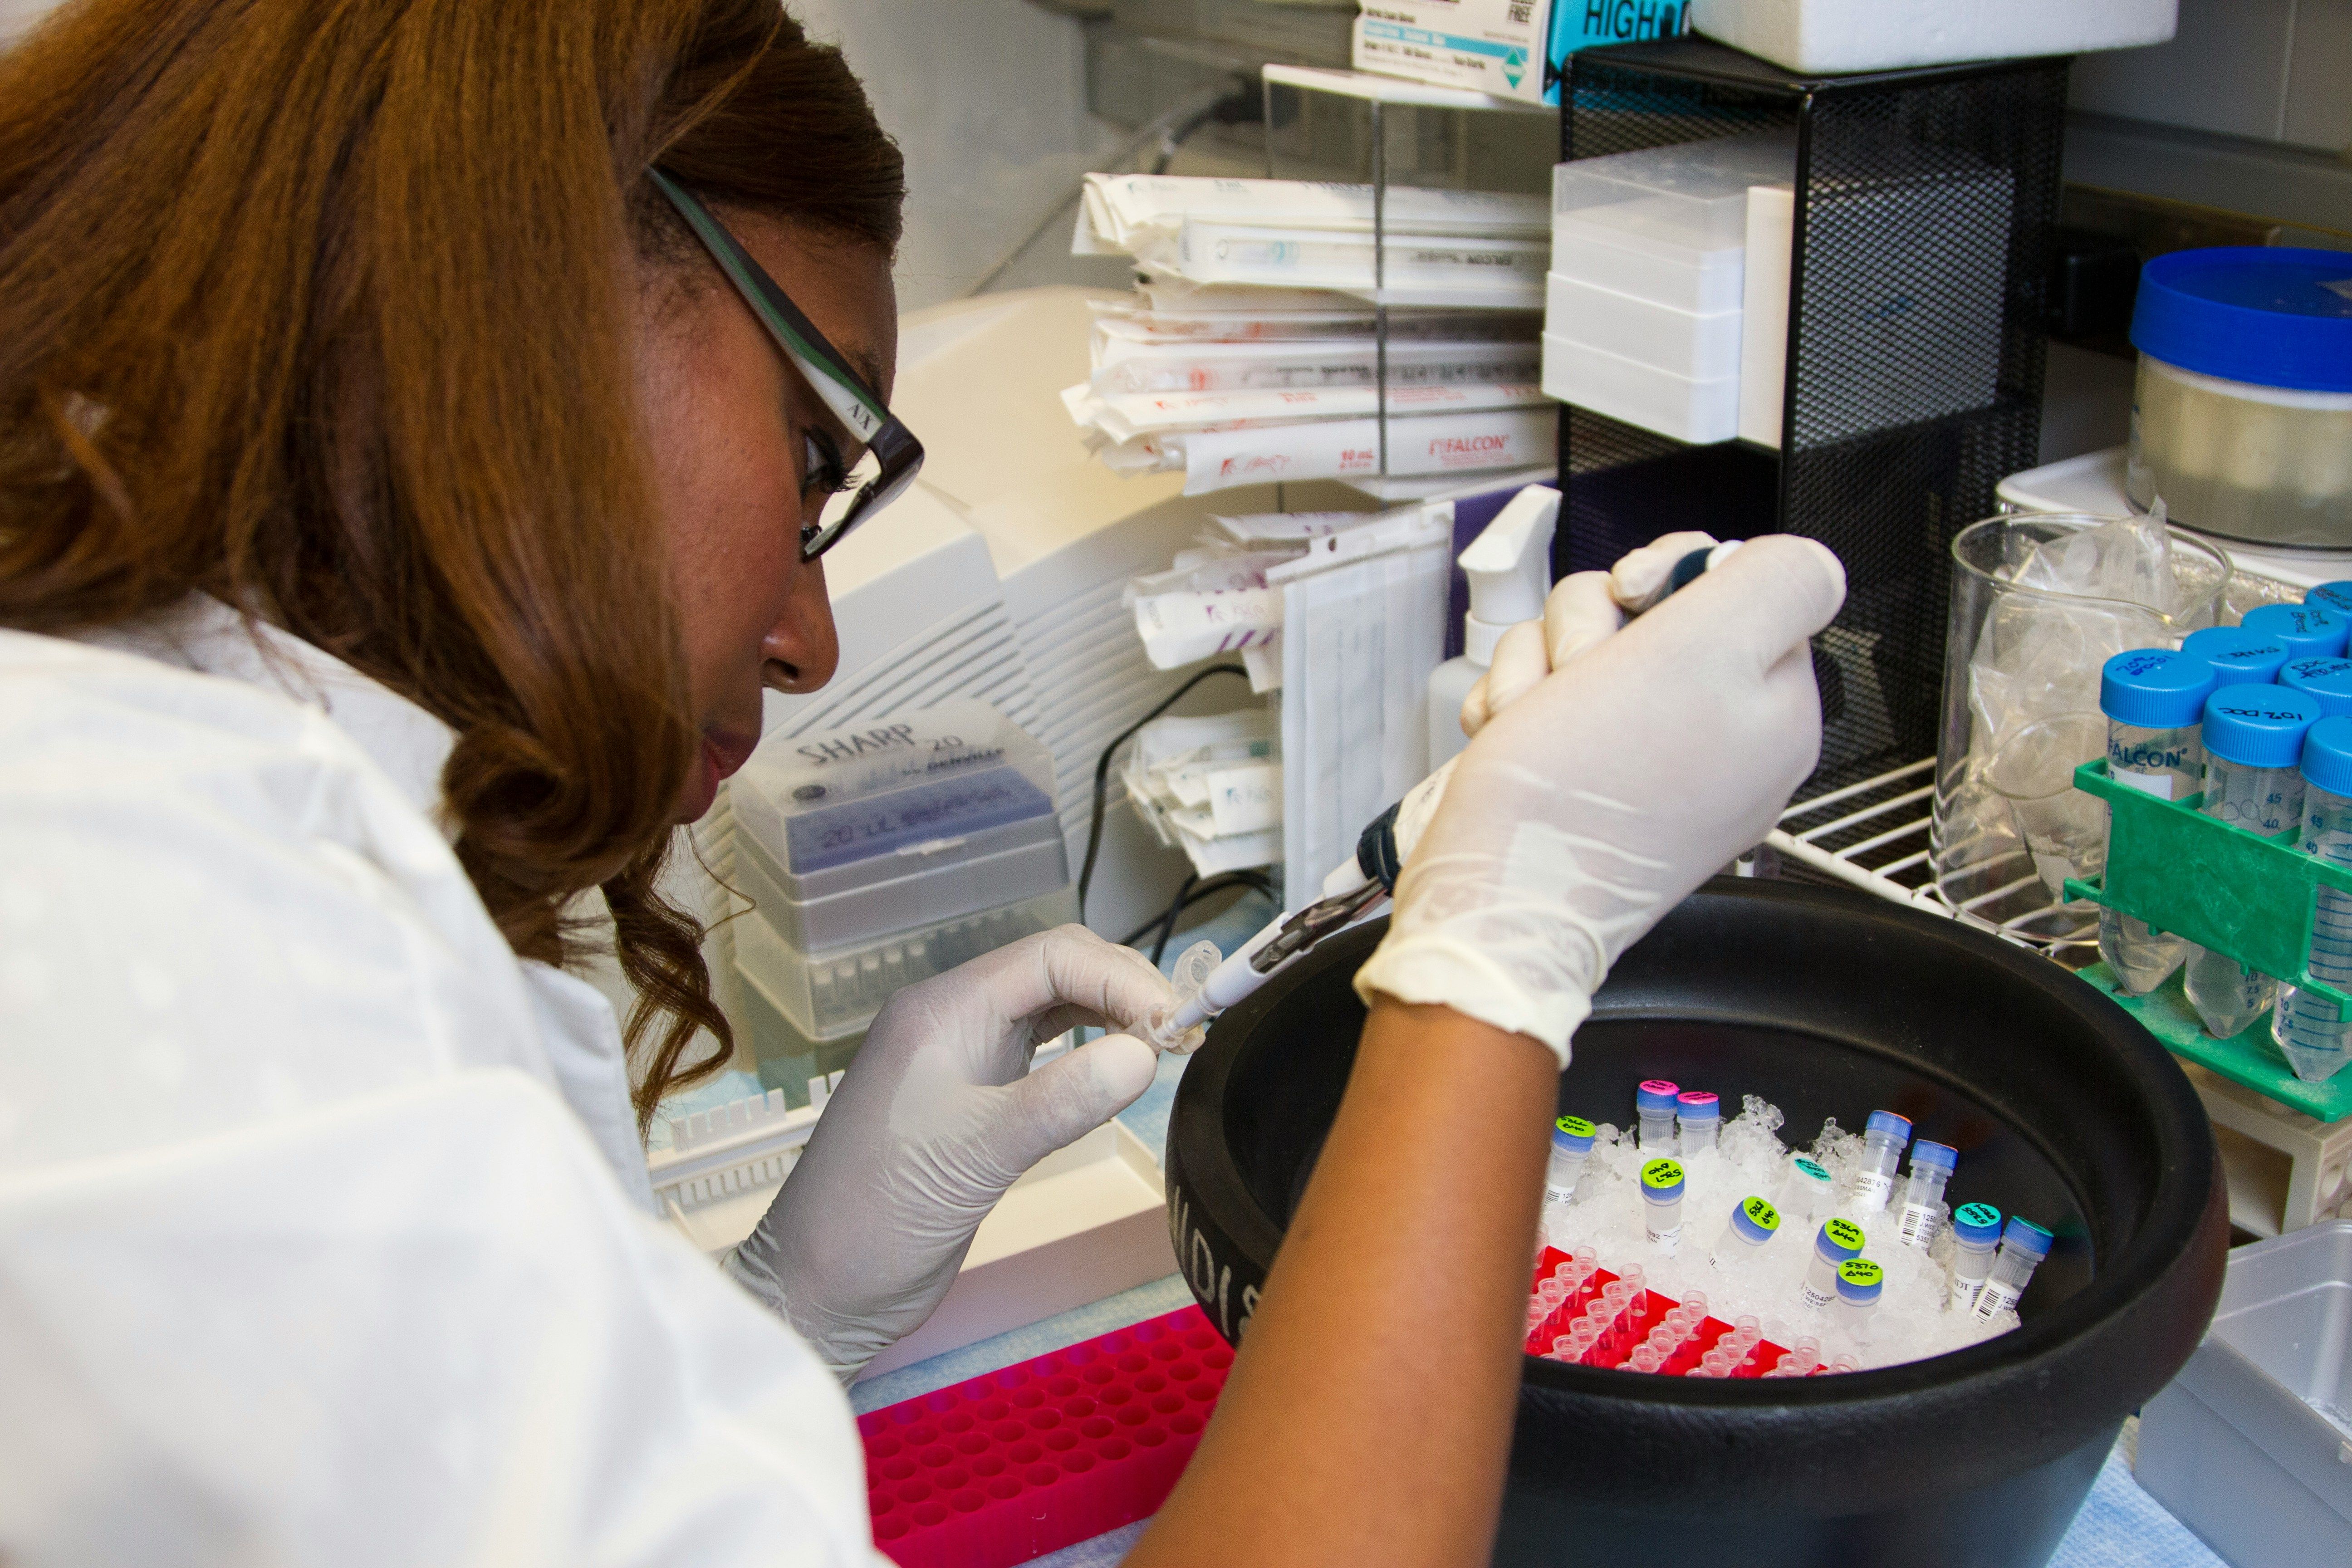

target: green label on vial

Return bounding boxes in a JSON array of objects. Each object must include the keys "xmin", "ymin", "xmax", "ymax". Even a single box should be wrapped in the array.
[
  {"xmin": 1555, "ymin": 1115, "xmax": 1595, "ymax": 1138},
  {"xmin": 1838, "ymin": 1258, "xmax": 1884, "ymax": 1287},
  {"xmin": 1641, "ymin": 1158, "xmax": 1684, "ymax": 1191},
  {"xmin": 1741, "ymin": 1196, "xmax": 1780, "ymax": 1232},
  {"xmin": 1793, "ymin": 1157, "xmax": 1829, "ymax": 1181},
  {"xmin": 1955, "ymin": 1202, "xmax": 2001, "ymax": 1229},
  {"xmin": 1824, "ymin": 1217, "xmax": 1865, "ymax": 1252}
]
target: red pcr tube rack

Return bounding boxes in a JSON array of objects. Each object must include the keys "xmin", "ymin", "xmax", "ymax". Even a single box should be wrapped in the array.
[
  {"xmin": 1525, "ymin": 1245, "xmax": 1799, "ymax": 1375},
  {"xmin": 861, "ymin": 1305, "xmax": 1231, "ymax": 1568}
]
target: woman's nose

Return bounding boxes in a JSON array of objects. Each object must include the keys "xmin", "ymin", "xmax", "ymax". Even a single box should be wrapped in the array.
[{"xmin": 763, "ymin": 556, "xmax": 839, "ymax": 694}]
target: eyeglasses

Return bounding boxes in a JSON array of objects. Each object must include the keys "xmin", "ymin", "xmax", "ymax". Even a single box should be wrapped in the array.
[{"xmin": 647, "ymin": 166, "xmax": 921, "ymax": 562}]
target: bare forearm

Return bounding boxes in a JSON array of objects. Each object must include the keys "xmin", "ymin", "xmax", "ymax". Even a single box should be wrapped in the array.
[{"xmin": 1129, "ymin": 1001, "xmax": 1557, "ymax": 1568}]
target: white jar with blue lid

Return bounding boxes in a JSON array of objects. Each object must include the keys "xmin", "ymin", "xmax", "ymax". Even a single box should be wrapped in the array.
[{"xmin": 2126, "ymin": 247, "xmax": 2352, "ymax": 549}]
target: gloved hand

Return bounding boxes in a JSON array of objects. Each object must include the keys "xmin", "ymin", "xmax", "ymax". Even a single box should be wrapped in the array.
[
  {"xmin": 726, "ymin": 926, "xmax": 1168, "ymax": 1383},
  {"xmin": 1460, "ymin": 531, "xmax": 1721, "ymax": 735},
  {"xmin": 1356, "ymin": 535, "xmax": 1845, "ymax": 1065}
]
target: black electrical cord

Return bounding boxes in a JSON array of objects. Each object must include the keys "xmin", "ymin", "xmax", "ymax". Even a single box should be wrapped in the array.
[
  {"xmin": 1116, "ymin": 869, "xmax": 1278, "ymax": 956},
  {"xmin": 1077, "ymin": 663, "xmax": 1251, "ymax": 919}
]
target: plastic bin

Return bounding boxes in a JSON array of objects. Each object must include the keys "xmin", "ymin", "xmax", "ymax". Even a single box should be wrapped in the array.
[
  {"xmin": 734, "ymin": 883, "xmax": 1080, "ymax": 1042},
  {"xmin": 2135, "ymin": 1221, "xmax": 2352, "ymax": 1568},
  {"xmin": 729, "ymin": 701, "xmax": 1068, "ymax": 954}
]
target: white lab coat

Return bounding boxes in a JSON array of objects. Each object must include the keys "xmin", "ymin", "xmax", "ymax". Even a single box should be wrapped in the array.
[{"xmin": 0, "ymin": 599, "xmax": 882, "ymax": 1566}]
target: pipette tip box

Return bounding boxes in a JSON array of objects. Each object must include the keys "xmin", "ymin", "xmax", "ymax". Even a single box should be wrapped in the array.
[{"xmin": 862, "ymin": 1305, "xmax": 1230, "ymax": 1567}]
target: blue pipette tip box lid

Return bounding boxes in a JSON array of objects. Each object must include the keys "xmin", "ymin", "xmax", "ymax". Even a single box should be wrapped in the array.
[
  {"xmin": 1909, "ymin": 1139, "xmax": 1957, "ymax": 1173},
  {"xmin": 1952, "ymin": 1202, "xmax": 2004, "ymax": 1244},
  {"xmin": 2182, "ymin": 626, "xmax": 2293, "ymax": 688},
  {"xmin": 2279, "ymin": 656, "xmax": 2352, "ymax": 718},
  {"xmin": 2130, "ymin": 247, "xmax": 2352, "ymax": 395},
  {"xmin": 2003, "ymin": 1216, "xmax": 2053, "ymax": 1257},
  {"xmin": 2101, "ymin": 649, "xmax": 2216, "ymax": 729},
  {"xmin": 1864, "ymin": 1109, "xmax": 1912, "ymax": 1141},
  {"xmin": 2203, "ymin": 685, "xmax": 2323, "ymax": 769},
  {"xmin": 1676, "ymin": 1090, "xmax": 1720, "ymax": 1121},
  {"xmin": 2302, "ymin": 716, "xmax": 2352, "ymax": 799},
  {"xmin": 2240, "ymin": 601, "xmax": 2347, "ymax": 658}
]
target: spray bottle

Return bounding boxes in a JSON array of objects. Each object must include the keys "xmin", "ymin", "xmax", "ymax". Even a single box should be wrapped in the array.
[{"xmin": 1426, "ymin": 485, "xmax": 1559, "ymax": 770}]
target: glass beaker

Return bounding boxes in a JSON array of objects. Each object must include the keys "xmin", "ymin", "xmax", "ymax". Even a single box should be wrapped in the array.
[
  {"xmin": 1985, "ymin": 713, "xmax": 2110, "ymax": 902},
  {"xmin": 1934, "ymin": 514, "xmax": 2230, "ymax": 943}
]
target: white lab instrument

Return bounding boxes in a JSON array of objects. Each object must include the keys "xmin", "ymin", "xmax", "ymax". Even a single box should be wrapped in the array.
[
  {"xmin": 1427, "ymin": 484, "xmax": 1560, "ymax": 769},
  {"xmin": 1851, "ymin": 1110, "xmax": 1912, "ymax": 1214}
]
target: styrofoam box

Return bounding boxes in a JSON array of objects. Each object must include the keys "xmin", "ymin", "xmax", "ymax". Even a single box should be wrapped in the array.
[
  {"xmin": 2135, "ymin": 1222, "xmax": 2352, "ymax": 1568},
  {"xmin": 1543, "ymin": 331, "xmax": 1738, "ymax": 444},
  {"xmin": 1689, "ymin": 0, "xmax": 2176, "ymax": 77},
  {"xmin": 1546, "ymin": 270, "xmax": 1742, "ymax": 382}
]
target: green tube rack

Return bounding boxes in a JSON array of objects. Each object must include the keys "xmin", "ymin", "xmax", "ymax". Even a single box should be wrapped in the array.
[{"xmin": 2063, "ymin": 759, "xmax": 2352, "ymax": 1121}]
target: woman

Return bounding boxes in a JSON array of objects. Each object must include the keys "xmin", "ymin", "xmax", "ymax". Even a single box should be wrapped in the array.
[{"xmin": 0, "ymin": 2, "xmax": 1842, "ymax": 1563}]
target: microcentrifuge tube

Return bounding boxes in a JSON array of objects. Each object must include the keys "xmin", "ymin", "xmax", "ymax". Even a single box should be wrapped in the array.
[
  {"xmin": 1828, "ymin": 1355, "xmax": 1859, "ymax": 1374},
  {"xmin": 1896, "ymin": 1141, "xmax": 1958, "ymax": 1249},
  {"xmin": 1946, "ymin": 1203, "xmax": 2004, "ymax": 1313},
  {"xmin": 1715, "ymin": 1194, "xmax": 1781, "ymax": 1260},
  {"xmin": 1780, "ymin": 1156, "xmax": 1834, "ymax": 1225},
  {"xmin": 1768, "ymin": 1337, "xmax": 1823, "ymax": 1377},
  {"xmin": 1833, "ymin": 1259, "xmax": 1885, "ymax": 1343},
  {"xmin": 1800, "ymin": 1218, "xmax": 1867, "ymax": 1312},
  {"xmin": 1630, "ymin": 1346, "xmax": 1663, "ymax": 1374},
  {"xmin": 1676, "ymin": 1090, "xmax": 1720, "ymax": 1156},
  {"xmin": 1636, "ymin": 1080, "xmax": 1680, "ymax": 1152},
  {"xmin": 1545, "ymin": 1115, "xmax": 1597, "ymax": 1205},
  {"xmin": 1641, "ymin": 1157, "xmax": 1686, "ymax": 1252},
  {"xmin": 1852, "ymin": 1111, "xmax": 1912, "ymax": 1213},
  {"xmin": 1971, "ymin": 1216, "xmax": 2054, "ymax": 1322},
  {"xmin": 1138, "ymin": 940, "xmax": 1224, "ymax": 1053}
]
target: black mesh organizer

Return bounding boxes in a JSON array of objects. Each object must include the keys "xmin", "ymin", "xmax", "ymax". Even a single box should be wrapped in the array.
[{"xmin": 1554, "ymin": 39, "xmax": 2069, "ymax": 793}]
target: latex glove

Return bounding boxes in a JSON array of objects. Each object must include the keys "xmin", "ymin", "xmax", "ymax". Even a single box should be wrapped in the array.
[
  {"xmin": 726, "ymin": 926, "xmax": 1167, "ymax": 1383},
  {"xmin": 1460, "ymin": 531, "xmax": 1720, "ymax": 736},
  {"xmin": 1356, "ymin": 535, "xmax": 1845, "ymax": 1065}
]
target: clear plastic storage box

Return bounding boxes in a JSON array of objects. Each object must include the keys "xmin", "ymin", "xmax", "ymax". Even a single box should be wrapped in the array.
[
  {"xmin": 1549, "ymin": 132, "xmax": 1796, "ymax": 316},
  {"xmin": 2135, "ymin": 1221, "xmax": 2352, "ymax": 1568},
  {"xmin": 730, "ymin": 701, "xmax": 1070, "ymax": 955}
]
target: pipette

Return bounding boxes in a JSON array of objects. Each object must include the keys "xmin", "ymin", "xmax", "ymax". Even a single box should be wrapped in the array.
[{"xmin": 1137, "ymin": 539, "xmax": 1745, "ymax": 1053}]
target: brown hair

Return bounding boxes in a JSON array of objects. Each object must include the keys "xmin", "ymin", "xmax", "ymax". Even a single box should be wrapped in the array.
[{"xmin": 0, "ymin": 0, "xmax": 904, "ymax": 1134}]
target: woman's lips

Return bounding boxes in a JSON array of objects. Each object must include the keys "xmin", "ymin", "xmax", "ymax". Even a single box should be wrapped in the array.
[{"xmin": 703, "ymin": 728, "xmax": 760, "ymax": 781}]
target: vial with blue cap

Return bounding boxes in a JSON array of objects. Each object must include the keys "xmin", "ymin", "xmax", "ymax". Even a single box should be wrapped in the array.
[
  {"xmin": 1896, "ymin": 1140, "xmax": 1959, "ymax": 1249},
  {"xmin": 2281, "ymin": 657, "xmax": 2352, "ymax": 717},
  {"xmin": 2185, "ymin": 686, "xmax": 2323, "ymax": 1039},
  {"xmin": 1799, "ymin": 1217, "xmax": 1867, "ymax": 1311},
  {"xmin": 1850, "ymin": 1109, "xmax": 1912, "ymax": 1214},
  {"xmin": 2180, "ymin": 625, "xmax": 2292, "ymax": 690},
  {"xmin": 2273, "ymin": 715, "xmax": 2352, "ymax": 1083},
  {"xmin": 1970, "ymin": 1216, "xmax": 2054, "ymax": 1322},
  {"xmin": 1635, "ymin": 1079, "xmax": 1679, "ymax": 1152},
  {"xmin": 1640, "ymin": 1157, "xmax": 1686, "ymax": 1251},
  {"xmin": 1833, "ymin": 1258, "xmax": 1885, "ymax": 1344},
  {"xmin": 1544, "ymin": 1115, "xmax": 1597, "ymax": 1206},
  {"xmin": 2097, "ymin": 649, "xmax": 2216, "ymax": 992},
  {"xmin": 1714, "ymin": 1194, "xmax": 1781, "ymax": 1261},
  {"xmin": 2242, "ymin": 600, "xmax": 2350, "ymax": 662},
  {"xmin": 1946, "ymin": 1202, "xmax": 2004, "ymax": 1311},
  {"xmin": 1676, "ymin": 1090, "xmax": 1720, "ymax": 1157},
  {"xmin": 2310, "ymin": 583, "xmax": 2352, "ymax": 620}
]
